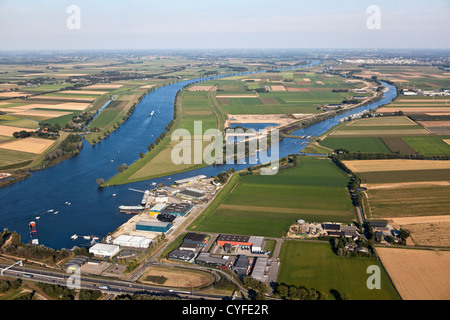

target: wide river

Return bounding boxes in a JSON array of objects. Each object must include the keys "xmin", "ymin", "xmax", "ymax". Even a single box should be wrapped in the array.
[{"xmin": 0, "ymin": 61, "xmax": 397, "ymax": 250}]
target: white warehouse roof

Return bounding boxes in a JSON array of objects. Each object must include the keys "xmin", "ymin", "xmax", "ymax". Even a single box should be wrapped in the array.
[{"xmin": 89, "ymin": 243, "xmax": 120, "ymax": 257}]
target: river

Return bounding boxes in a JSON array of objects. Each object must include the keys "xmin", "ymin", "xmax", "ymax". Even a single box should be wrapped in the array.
[{"xmin": 0, "ymin": 60, "xmax": 397, "ymax": 250}]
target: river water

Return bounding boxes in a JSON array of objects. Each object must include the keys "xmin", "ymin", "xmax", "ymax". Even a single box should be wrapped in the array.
[{"xmin": 0, "ymin": 61, "xmax": 397, "ymax": 250}]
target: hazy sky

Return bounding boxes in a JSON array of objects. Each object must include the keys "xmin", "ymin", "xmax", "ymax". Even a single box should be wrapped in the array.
[{"xmin": 0, "ymin": 0, "xmax": 449, "ymax": 50}]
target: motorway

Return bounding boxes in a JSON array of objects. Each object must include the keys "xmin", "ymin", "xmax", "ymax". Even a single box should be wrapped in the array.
[{"xmin": 0, "ymin": 262, "xmax": 229, "ymax": 300}]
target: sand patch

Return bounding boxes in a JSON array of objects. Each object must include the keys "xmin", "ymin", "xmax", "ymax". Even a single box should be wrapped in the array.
[
  {"xmin": 0, "ymin": 137, "xmax": 55, "ymax": 154},
  {"xmin": 363, "ymin": 181, "xmax": 450, "ymax": 190},
  {"xmin": 443, "ymin": 139, "xmax": 450, "ymax": 146},
  {"xmin": 28, "ymin": 96, "xmax": 95, "ymax": 102},
  {"xmin": 286, "ymin": 87, "xmax": 310, "ymax": 92}
]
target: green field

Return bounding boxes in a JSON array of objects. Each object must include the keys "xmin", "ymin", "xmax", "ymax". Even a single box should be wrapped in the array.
[
  {"xmin": 321, "ymin": 137, "xmax": 391, "ymax": 153},
  {"xmin": 402, "ymin": 136, "xmax": 450, "ymax": 155},
  {"xmin": 0, "ymin": 148, "xmax": 36, "ymax": 168},
  {"xmin": 277, "ymin": 241, "xmax": 400, "ymax": 300},
  {"xmin": 189, "ymin": 157, "xmax": 355, "ymax": 237}
]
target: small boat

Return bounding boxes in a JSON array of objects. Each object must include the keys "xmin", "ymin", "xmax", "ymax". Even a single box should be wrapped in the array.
[
  {"xmin": 83, "ymin": 236, "xmax": 91, "ymax": 240},
  {"xmin": 71, "ymin": 234, "xmax": 78, "ymax": 240},
  {"xmin": 53, "ymin": 211, "xmax": 59, "ymax": 214},
  {"xmin": 112, "ymin": 194, "xmax": 116, "ymax": 197},
  {"xmin": 47, "ymin": 209, "xmax": 54, "ymax": 213},
  {"xmin": 91, "ymin": 236, "xmax": 99, "ymax": 241},
  {"xmin": 35, "ymin": 217, "xmax": 40, "ymax": 220},
  {"xmin": 150, "ymin": 110, "xmax": 155, "ymax": 116}
]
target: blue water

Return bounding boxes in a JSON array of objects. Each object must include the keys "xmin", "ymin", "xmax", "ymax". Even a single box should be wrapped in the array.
[{"xmin": 0, "ymin": 59, "xmax": 397, "ymax": 250}]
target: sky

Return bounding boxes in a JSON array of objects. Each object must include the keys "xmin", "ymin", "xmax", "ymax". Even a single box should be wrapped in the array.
[{"xmin": 0, "ymin": 0, "xmax": 449, "ymax": 50}]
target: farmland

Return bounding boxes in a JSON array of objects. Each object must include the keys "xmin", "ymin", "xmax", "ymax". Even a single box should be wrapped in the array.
[
  {"xmin": 189, "ymin": 156, "xmax": 355, "ymax": 237},
  {"xmin": 277, "ymin": 241, "xmax": 400, "ymax": 300},
  {"xmin": 377, "ymin": 247, "xmax": 450, "ymax": 300}
]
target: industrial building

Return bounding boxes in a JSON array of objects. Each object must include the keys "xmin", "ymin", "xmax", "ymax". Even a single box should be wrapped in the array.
[
  {"xmin": 250, "ymin": 257, "xmax": 269, "ymax": 282},
  {"xmin": 149, "ymin": 203, "xmax": 167, "ymax": 214},
  {"xmin": 177, "ymin": 188, "xmax": 206, "ymax": 201},
  {"xmin": 89, "ymin": 243, "xmax": 120, "ymax": 258},
  {"xmin": 64, "ymin": 255, "xmax": 89, "ymax": 271},
  {"xmin": 195, "ymin": 253, "xmax": 231, "ymax": 269},
  {"xmin": 135, "ymin": 220, "xmax": 172, "ymax": 233},
  {"xmin": 112, "ymin": 235, "xmax": 152, "ymax": 248},
  {"xmin": 168, "ymin": 249, "xmax": 196, "ymax": 262},
  {"xmin": 174, "ymin": 175, "xmax": 207, "ymax": 185},
  {"xmin": 232, "ymin": 255, "xmax": 251, "ymax": 277},
  {"xmin": 160, "ymin": 202, "xmax": 193, "ymax": 216},
  {"xmin": 154, "ymin": 190, "xmax": 169, "ymax": 204},
  {"xmin": 179, "ymin": 243, "xmax": 200, "ymax": 252},
  {"xmin": 184, "ymin": 232, "xmax": 208, "ymax": 246},
  {"xmin": 217, "ymin": 234, "xmax": 252, "ymax": 247},
  {"xmin": 250, "ymin": 236, "xmax": 265, "ymax": 253}
]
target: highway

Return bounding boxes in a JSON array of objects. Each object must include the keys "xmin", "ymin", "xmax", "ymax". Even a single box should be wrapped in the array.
[{"xmin": 0, "ymin": 262, "xmax": 229, "ymax": 300}]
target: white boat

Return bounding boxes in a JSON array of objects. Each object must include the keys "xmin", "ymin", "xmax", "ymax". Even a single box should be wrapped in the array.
[
  {"xmin": 91, "ymin": 236, "xmax": 99, "ymax": 241},
  {"xmin": 47, "ymin": 209, "xmax": 54, "ymax": 213},
  {"xmin": 112, "ymin": 194, "xmax": 116, "ymax": 197},
  {"xmin": 83, "ymin": 236, "xmax": 91, "ymax": 240},
  {"xmin": 53, "ymin": 211, "xmax": 58, "ymax": 214},
  {"xmin": 71, "ymin": 234, "xmax": 78, "ymax": 240},
  {"xmin": 35, "ymin": 217, "xmax": 40, "ymax": 220},
  {"xmin": 150, "ymin": 110, "xmax": 155, "ymax": 116}
]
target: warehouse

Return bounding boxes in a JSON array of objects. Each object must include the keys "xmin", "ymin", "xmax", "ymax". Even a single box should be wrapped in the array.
[
  {"xmin": 89, "ymin": 243, "xmax": 120, "ymax": 258},
  {"xmin": 217, "ymin": 234, "xmax": 253, "ymax": 247},
  {"xmin": 168, "ymin": 249, "xmax": 196, "ymax": 262},
  {"xmin": 175, "ymin": 175, "xmax": 207, "ymax": 184},
  {"xmin": 232, "ymin": 255, "xmax": 251, "ymax": 277},
  {"xmin": 154, "ymin": 190, "xmax": 168, "ymax": 203},
  {"xmin": 195, "ymin": 253, "xmax": 230, "ymax": 269},
  {"xmin": 250, "ymin": 236, "xmax": 265, "ymax": 253},
  {"xmin": 179, "ymin": 243, "xmax": 200, "ymax": 252},
  {"xmin": 160, "ymin": 202, "xmax": 193, "ymax": 216},
  {"xmin": 149, "ymin": 203, "xmax": 167, "ymax": 214},
  {"xmin": 135, "ymin": 220, "xmax": 172, "ymax": 233},
  {"xmin": 184, "ymin": 232, "xmax": 208, "ymax": 246},
  {"xmin": 112, "ymin": 235, "xmax": 152, "ymax": 248},
  {"xmin": 64, "ymin": 255, "xmax": 89, "ymax": 272},
  {"xmin": 250, "ymin": 257, "xmax": 269, "ymax": 282},
  {"xmin": 178, "ymin": 188, "xmax": 206, "ymax": 201}
]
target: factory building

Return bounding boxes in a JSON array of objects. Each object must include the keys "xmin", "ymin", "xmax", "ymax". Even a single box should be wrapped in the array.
[
  {"xmin": 168, "ymin": 249, "xmax": 196, "ymax": 262},
  {"xmin": 174, "ymin": 175, "xmax": 207, "ymax": 185},
  {"xmin": 250, "ymin": 257, "xmax": 269, "ymax": 282},
  {"xmin": 217, "ymin": 234, "xmax": 253, "ymax": 247},
  {"xmin": 160, "ymin": 202, "xmax": 193, "ymax": 216},
  {"xmin": 184, "ymin": 232, "xmax": 208, "ymax": 246},
  {"xmin": 149, "ymin": 203, "xmax": 167, "ymax": 215},
  {"xmin": 178, "ymin": 188, "xmax": 206, "ymax": 201},
  {"xmin": 135, "ymin": 220, "xmax": 172, "ymax": 233},
  {"xmin": 89, "ymin": 243, "xmax": 120, "ymax": 258},
  {"xmin": 112, "ymin": 235, "xmax": 152, "ymax": 248}
]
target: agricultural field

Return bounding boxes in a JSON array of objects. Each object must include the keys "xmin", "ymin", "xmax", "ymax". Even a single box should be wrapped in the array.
[
  {"xmin": 188, "ymin": 157, "xmax": 355, "ymax": 237},
  {"xmin": 277, "ymin": 241, "xmax": 400, "ymax": 300},
  {"xmin": 377, "ymin": 247, "xmax": 450, "ymax": 300},
  {"xmin": 317, "ymin": 115, "xmax": 450, "ymax": 155},
  {"xmin": 344, "ymin": 159, "xmax": 450, "ymax": 220}
]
